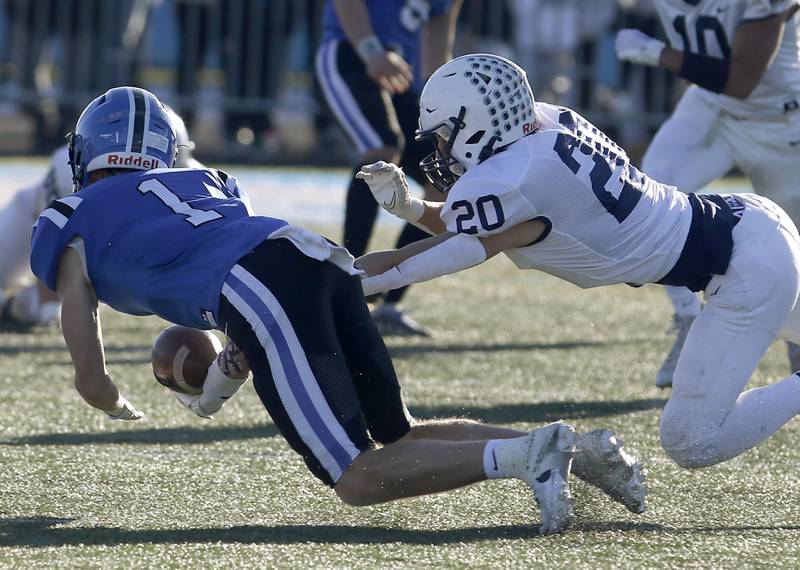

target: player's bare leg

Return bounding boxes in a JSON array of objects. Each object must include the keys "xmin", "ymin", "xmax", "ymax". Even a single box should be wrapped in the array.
[
  {"xmin": 403, "ymin": 418, "xmax": 647, "ymax": 514},
  {"xmin": 335, "ymin": 421, "xmax": 576, "ymax": 534}
]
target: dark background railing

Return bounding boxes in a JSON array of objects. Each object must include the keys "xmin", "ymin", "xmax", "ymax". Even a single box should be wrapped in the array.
[{"xmin": 0, "ymin": 0, "xmax": 677, "ymax": 165}]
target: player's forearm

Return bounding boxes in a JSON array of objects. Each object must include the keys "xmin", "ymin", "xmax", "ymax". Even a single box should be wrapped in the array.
[
  {"xmin": 333, "ymin": 0, "xmax": 380, "ymax": 46},
  {"xmin": 360, "ymin": 233, "xmax": 487, "ymax": 296},
  {"xmin": 421, "ymin": 0, "xmax": 463, "ymax": 79},
  {"xmin": 74, "ymin": 372, "xmax": 121, "ymax": 412},
  {"xmin": 357, "ymin": 232, "xmax": 455, "ymax": 276},
  {"xmin": 657, "ymin": 46, "xmax": 683, "ymax": 74}
]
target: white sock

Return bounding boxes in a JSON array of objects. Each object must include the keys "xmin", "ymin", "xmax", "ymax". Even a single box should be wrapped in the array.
[
  {"xmin": 483, "ymin": 436, "xmax": 530, "ymax": 479},
  {"xmin": 665, "ymin": 285, "xmax": 702, "ymax": 318},
  {"xmin": 197, "ymin": 359, "xmax": 248, "ymax": 415}
]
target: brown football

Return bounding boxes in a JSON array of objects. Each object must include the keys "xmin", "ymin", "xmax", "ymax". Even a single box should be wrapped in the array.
[{"xmin": 151, "ymin": 325, "xmax": 223, "ymax": 394}]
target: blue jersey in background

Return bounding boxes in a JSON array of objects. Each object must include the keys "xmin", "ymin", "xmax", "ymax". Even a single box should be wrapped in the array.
[
  {"xmin": 322, "ymin": 0, "xmax": 450, "ymax": 93},
  {"xmin": 30, "ymin": 168, "xmax": 286, "ymax": 329}
]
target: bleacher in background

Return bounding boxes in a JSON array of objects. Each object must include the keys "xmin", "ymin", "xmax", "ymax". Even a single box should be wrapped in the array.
[{"xmin": 0, "ymin": 0, "xmax": 679, "ymax": 165}]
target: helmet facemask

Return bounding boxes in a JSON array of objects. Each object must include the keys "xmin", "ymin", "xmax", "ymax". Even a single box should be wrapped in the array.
[{"xmin": 416, "ymin": 106, "xmax": 468, "ymax": 192}]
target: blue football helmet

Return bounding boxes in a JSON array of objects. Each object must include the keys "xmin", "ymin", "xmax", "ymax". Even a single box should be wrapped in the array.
[{"xmin": 68, "ymin": 86, "xmax": 178, "ymax": 190}]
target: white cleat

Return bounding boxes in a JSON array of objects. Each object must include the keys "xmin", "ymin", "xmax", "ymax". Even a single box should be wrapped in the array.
[
  {"xmin": 371, "ymin": 303, "xmax": 432, "ymax": 337},
  {"xmin": 572, "ymin": 429, "xmax": 647, "ymax": 514},
  {"xmin": 656, "ymin": 314, "xmax": 695, "ymax": 388},
  {"xmin": 521, "ymin": 421, "xmax": 576, "ymax": 535}
]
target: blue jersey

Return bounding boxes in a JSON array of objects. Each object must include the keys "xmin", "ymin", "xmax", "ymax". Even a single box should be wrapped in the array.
[
  {"xmin": 322, "ymin": 0, "xmax": 451, "ymax": 92},
  {"xmin": 30, "ymin": 168, "xmax": 287, "ymax": 329}
]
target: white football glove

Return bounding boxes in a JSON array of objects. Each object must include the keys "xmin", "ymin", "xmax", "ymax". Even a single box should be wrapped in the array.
[
  {"xmin": 174, "ymin": 392, "xmax": 213, "ymax": 419},
  {"xmin": 615, "ymin": 29, "xmax": 665, "ymax": 67},
  {"xmin": 356, "ymin": 161, "xmax": 425, "ymax": 223},
  {"xmin": 106, "ymin": 396, "xmax": 144, "ymax": 421},
  {"xmin": 174, "ymin": 359, "xmax": 248, "ymax": 420}
]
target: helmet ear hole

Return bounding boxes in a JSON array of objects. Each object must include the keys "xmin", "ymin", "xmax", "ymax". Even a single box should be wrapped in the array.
[{"xmin": 465, "ymin": 130, "xmax": 485, "ymax": 145}]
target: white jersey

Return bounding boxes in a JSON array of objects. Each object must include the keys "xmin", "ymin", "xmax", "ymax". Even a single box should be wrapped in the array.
[
  {"xmin": 0, "ymin": 146, "xmax": 72, "ymax": 287},
  {"xmin": 441, "ymin": 103, "xmax": 695, "ymax": 289},
  {"xmin": 654, "ymin": 0, "xmax": 800, "ymax": 118}
]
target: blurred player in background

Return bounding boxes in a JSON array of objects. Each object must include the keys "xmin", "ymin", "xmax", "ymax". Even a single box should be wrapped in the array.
[
  {"xmin": 315, "ymin": 0, "xmax": 463, "ymax": 336},
  {"xmin": 0, "ymin": 105, "xmax": 199, "ymax": 326},
  {"xmin": 31, "ymin": 86, "xmax": 646, "ymax": 535},
  {"xmin": 0, "ymin": 146, "xmax": 71, "ymax": 326},
  {"xmin": 357, "ymin": 53, "xmax": 800, "ymax": 474},
  {"xmin": 615, "ymin": 0, "xmax": 800, "ymax": 386}
]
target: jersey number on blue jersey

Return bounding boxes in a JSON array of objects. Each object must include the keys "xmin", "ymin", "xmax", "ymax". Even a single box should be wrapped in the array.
[
  {"xmin": 138, "ymin": 178, "xmax": 223, "ymax": 226},
  {"xmin": 554, "ymin": 111, "xmax": 643, "ymax": 223}
]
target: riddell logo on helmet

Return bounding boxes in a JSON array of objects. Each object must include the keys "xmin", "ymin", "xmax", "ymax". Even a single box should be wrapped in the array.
[
  {"xmin": 107, "ymin": 154, "xmax": 157, "ymax": 169},
  {"xmin": 522, "ymin": 122, "xmax": 536, "ymax": 134}
]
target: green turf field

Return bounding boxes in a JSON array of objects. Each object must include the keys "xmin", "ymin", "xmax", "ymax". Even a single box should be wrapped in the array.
[{"xmin": 2, "ymin": 228, "xmax": 799, "ymax": 569}]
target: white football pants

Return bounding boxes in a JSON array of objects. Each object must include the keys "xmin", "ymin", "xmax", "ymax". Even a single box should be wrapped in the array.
[
  {"xmin": 643, "ymin": 86, "xmax": 800, "ymax": 317},
  {"xmin": 660, "ymin": 194, "xmax": 800, "ymax": 468}
]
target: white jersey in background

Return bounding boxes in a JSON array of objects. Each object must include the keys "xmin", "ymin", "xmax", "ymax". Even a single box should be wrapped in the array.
[
  {"xmin": 0, "ymin": 146, "xmax": 72, "ymax": 288},
  {"xmin": 443, "ymin": 103, "xmax": 698, "ymax": 289},
  {"xmin": 654, "ymin": 0, "xmax": 800, "ymax": 118}
]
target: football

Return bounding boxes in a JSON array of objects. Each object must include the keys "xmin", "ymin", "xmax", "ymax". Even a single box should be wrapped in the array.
[{"xmin": 151, "ymin": 325, "xmax": 223, "ymax": 394}]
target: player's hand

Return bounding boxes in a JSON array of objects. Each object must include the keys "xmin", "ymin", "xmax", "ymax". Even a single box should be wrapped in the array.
[
  {"xmin": 356, "ymin": 161, "xmax": 424, "ymax": 222},
  {"xmin": 615, "ymin": 29, "xmax": 666, "ymax": 67},
  {"xmin": 364, "ymin": 51, "xmax": 413, "ymax": 94},
  {"xmin": 355, "ymin": 251, "xmax": 399, "ymax": 278},
  {"xmin": 105, "ymin": 396, "xmax": 144, "ymax": 421},
  {"xmin": 174, "ymin": 392, "xmax": 213, "ymax": 420}
]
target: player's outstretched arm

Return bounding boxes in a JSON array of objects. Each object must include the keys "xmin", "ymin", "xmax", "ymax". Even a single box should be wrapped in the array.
[
  {"xmin": 358, "ymin": 219, "xmax": 545, "ymax": 296},
  {"xmin": 56, "ymin": 248, "xmax": 142, "ymax": 420},
  {"xmin": 356, "ymin": 161, "xmax": 447, "ymax": 235}
]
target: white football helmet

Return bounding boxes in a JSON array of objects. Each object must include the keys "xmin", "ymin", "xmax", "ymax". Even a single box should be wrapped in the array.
[
  {"xmin": 164, "ymin": 105, "xmax": 203, "ymax": 169},
  {"xmin": 416, "ymin": 54, "xmax": 537, "ymax": 191}
]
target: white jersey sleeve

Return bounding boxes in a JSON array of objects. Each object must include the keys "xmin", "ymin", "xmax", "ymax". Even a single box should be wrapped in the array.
[
  {"xmin": 743, "ymin": 0, "xmax": 796, "ymax": 20},
  {"xmin": 442, "ymin": 176, "xmax": 536, "ymax": 237}
]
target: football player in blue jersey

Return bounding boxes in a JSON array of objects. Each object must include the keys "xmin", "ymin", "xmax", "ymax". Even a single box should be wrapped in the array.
[
  {"xmin": 315, "ymin": 0, "xmax": 463, "ymax": 336},
  {"xmin": 0, "ymin": 106, "xmax": 198, "ymax": 327},
  {"xmin": 30, "ymin": 86, "xmax": 648, "ymax": 534}
]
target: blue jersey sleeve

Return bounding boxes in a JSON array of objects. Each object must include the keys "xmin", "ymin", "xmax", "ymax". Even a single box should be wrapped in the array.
[{"xmin": 30, "ymin": 196, "xmax": 84, "ymax": 291}]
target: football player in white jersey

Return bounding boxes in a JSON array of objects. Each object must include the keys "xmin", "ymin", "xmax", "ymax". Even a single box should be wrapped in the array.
[
  {"xmin": 0, "ymin": 146, "xmax": 72, "ymax": 325},
  {"xmin": 0, "ymin": 106, "xmax": 200, "ymax": 326},
  {"xmin": 615, "ymin": 0, "xmax": 800, "ymax": 386},
  {"xmin": 356, "ymin": 53, "xmax": 800, "ymax": 474}
]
